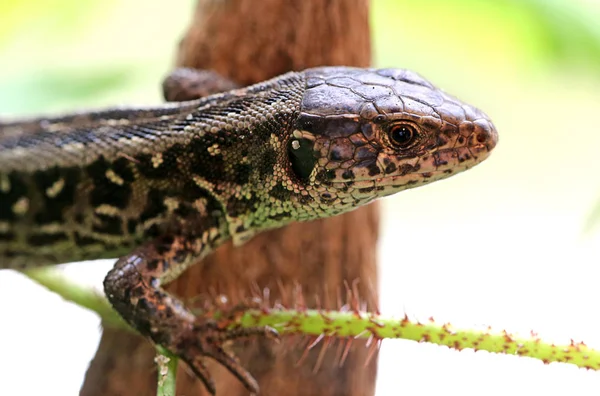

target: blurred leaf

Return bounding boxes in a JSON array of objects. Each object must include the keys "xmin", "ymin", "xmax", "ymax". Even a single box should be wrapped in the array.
[
  {"xmin": 0, "ymin": 0, "xmax": 112, "ymax": 45},
  {"xmin": 584, "ymin": 198, "xmax": 600, "ymax": 234},
  {"xmin": 510, "ymin": 0, "xmax": 600, "ymax": 69},
  {"xmin": 0, "ymin": 66, "xmax": 136, "ymax": 115},
  {"xmin": 374, "ymin": 0, "xmax": 600, "ymax": 74}
]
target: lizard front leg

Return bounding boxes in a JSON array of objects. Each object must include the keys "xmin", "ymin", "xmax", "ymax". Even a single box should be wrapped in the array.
[
  {"xmin": 98, "ymin": 67, "xmax": 267, "ymax": 394},
  {"xmin": 103, "ymin": 230, "xmax": 277, "ymax": 395}
]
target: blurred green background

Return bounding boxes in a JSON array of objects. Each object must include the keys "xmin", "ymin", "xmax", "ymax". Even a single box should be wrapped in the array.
[{"xmin": 1, "ymin": 1, "xmax": 600, "ymax": 395}]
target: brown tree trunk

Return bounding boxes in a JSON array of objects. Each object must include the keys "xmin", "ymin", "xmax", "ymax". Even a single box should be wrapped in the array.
[{"xmin": 81, "ymin": 1, "xmax": 379, "ymax": 395}]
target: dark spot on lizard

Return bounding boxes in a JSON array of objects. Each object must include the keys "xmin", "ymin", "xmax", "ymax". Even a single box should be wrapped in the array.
[
  {"xmin": 145, "ymin": 224, "xmax": 161, "ymax": 238},
  {"xmin": 146, "ymin": 260, "xmax": 159, "ymax": 271},
  {"xmin": 226, "ymin": 196, "xmax": 255, "ymax": 217},
  {"xmin": 187, "ymin": 138, "xmax": 226, "ymax": 184},
  {"xmin": 315, "ymin": 169, "xmax": 336, "ymax": 183},
  {"xmin": 329, "ymin": 138, "xmax": 356, "ymax": 162},
  {"xmin": 257, "ymin": 148, "xmax": 278, "ymax": 178},
  {"xmin": 180, "ymin": 182, "xmax": 223, "ymax": 215},
  {"xmin": 0, "ymin": 231, "xmax": 15, "ymax": 242},
  {"xmin": 155, "ymin": 235, "xmax": 175, "ymax": 255},
  {"xmin": 320, "ymin": 192, "xmax": 334, "ymax": 201},
  {"xmin": 235, "ymin": 225, "xmax": 246, "ymax": 233},
  {"xmin": 127, "ymin": 219, "xmax": 138, "ymax": 234},
  {"xmin": 297, "ymin": 194, "xmax": 312, "ymax": 205},
  {"xmin": 384, "ymin": 163, "xmax": 397, "ymax": 174},
  {"xmin": 135, "ymin": 296, "xmax": 152, "ymax": 312},
  {"xmin": 136, "ymin": 146, "xmax": 181, "ymax": 180},
  {"xmin": 398, "ymin": 163, "xmax": 415, "ymax": 176},
  {"xmin": 27, "ymin": 232, "xmax": 69, "ymax": 246},
  {"xmin": 140, "ymin": 189, "xmax": 168, "ymax": 223},
  {"xmin": 367, "ymin": 163, "xmax": 381, "ymax": 176},
  {"xmin": 341, "ymin": 170, "xmax": 355, "ymax": 180},
  {"xmin": 436, "ymin": 135, "xmax": 449, "ymax": 146},
  {"xmin": 0, "ymin": 173, "xmax": 28, "ymax": 221},
  {"xmin": 329, "ymin": 147, "xmax": 345, "ymax": 161},
  {"xmin": 269, "ymin": 183, "xmax": 292, "ymax": 201},
  {"xmin": 74, "ymin": 233, "xmax": 100, "ymax": 246},
  {"xmin": 86, "ymin": 157, "xmax": 132, "ymax": 209},
  {"xmin": 33, "ymin": 166, "xmax": 80, "ymax": 224},
  {"xmin": 92, "ymin": 214, "xmax": 123, "ymax": 235},
  {"xmin": 112, "ymin": 157, "xmax": 135, "ymax": 183},
  {"xmin": 3, "ymin": 250, "xmax": 18, "ymax": 259},
  {"xmin": 232, "ymin": 163, "xmax": 252, "ymax": 185},
  {"xmin": 85, "ymin": 157, "xmax": 109, "ymax": 179},
  {"xmin": 433, "ymin": 154, "xmax": 448, "ymax": 167},
  {"xmin": 101, "ymin": 241, "xmax": 122, "ymax": 252},
  {"xmin": 181, "ymin": 181, "xmax": 205, "ymax": 201},
  {"xmin": 173, "ymin": 203, "xmax": 196, "ymax": 218}
]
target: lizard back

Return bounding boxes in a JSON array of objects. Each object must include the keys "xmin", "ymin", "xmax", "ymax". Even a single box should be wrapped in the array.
[{"xmin": 0, "ymin": 72, "xmax": 305, "ymax": 267}]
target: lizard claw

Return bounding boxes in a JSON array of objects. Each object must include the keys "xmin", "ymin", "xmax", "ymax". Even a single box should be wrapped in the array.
[
  {"xmin": 185, "ymin": 354, "xmax": 217, "ymax": 395},
  {"xmin": 177, "ymin": 320, "xmax": 279, "ymax": 395}
]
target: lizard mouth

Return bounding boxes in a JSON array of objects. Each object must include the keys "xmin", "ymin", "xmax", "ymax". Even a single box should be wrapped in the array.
[
  {"xmin": 324, "ymin": 138, "xmax": 496, "ymax": 202},
  {"xmin": 328, "ymin": 171, "xmax": 453, "ymax": 197},
  {"xmin": 329, "ymin": 142, "xmax": 494, "ymax": 185}
]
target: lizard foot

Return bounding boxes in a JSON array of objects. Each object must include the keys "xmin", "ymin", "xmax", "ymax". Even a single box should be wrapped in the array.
[{"xmin": 175, "ymin": 320, "xmax": 279, "ymax": 395}]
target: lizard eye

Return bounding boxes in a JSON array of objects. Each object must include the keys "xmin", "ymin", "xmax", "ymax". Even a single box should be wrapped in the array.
[{"xmin": 388, "ymin": 123, "xmax": 419, "ymax": 149}]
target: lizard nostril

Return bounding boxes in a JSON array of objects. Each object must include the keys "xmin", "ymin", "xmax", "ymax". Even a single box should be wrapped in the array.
[{"xmin": 473, "ymin": 119, "xmax": 498, "ymax": 150}]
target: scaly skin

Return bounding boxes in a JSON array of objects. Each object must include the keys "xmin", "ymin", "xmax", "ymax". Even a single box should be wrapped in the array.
[{"xmin": 0, "ymin": 66, "xmax": 497, "ymax": 394}]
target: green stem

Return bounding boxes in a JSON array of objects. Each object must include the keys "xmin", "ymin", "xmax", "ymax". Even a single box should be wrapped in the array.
[
  {"xmin": 24, "ymin": 266, "xmax": 600, "ymax": 372},
  {"xmin": 23, "ymin": 267, "xmax": 129, "ymax": 330},
  {"xmin": 155, "ymin": 346, "xmax": 178, "ymax": 396},
  {"xmin": 243, "ymin": 309, "xmax": 599, "ymax": 369}
]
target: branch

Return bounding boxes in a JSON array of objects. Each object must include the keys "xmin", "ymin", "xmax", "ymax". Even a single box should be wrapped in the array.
[{"xmin": 25, "ymin": 267, "xmax": 600, "ymax": 381}]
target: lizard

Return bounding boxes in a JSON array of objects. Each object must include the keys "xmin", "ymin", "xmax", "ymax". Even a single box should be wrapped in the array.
[{"xmin": 0, "ymin": 66, "xmax": 498, "ymax": 394}]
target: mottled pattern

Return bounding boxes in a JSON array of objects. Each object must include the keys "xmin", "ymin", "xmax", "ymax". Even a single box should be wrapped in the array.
[
  {"xmin": 0, "ymin": 72, "xmax": 305, "ymax": 265},
  {"xmin": 0, "ymin": 66, "xmax": 497, "ymax": 394}
]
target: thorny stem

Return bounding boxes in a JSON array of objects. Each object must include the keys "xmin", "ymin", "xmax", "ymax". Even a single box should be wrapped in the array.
[{"xmin": 25, "ymin": 267, "xmax": 600, "ymax": 375}]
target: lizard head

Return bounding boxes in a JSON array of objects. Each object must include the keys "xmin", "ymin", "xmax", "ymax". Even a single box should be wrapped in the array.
[{"xmin": 287, "ymin": 66, "xmax": 498, "ymax": 219}]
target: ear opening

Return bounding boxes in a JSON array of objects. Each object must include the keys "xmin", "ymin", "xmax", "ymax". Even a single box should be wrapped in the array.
[{"xmin": 287, "ymin": 138, "xmax": 318, "ymax": 182}]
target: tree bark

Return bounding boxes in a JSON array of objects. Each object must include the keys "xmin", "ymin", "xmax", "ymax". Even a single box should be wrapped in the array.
[{"xmin": 81, "ymin": 1, "xmax": 379, "ymax": 395}]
